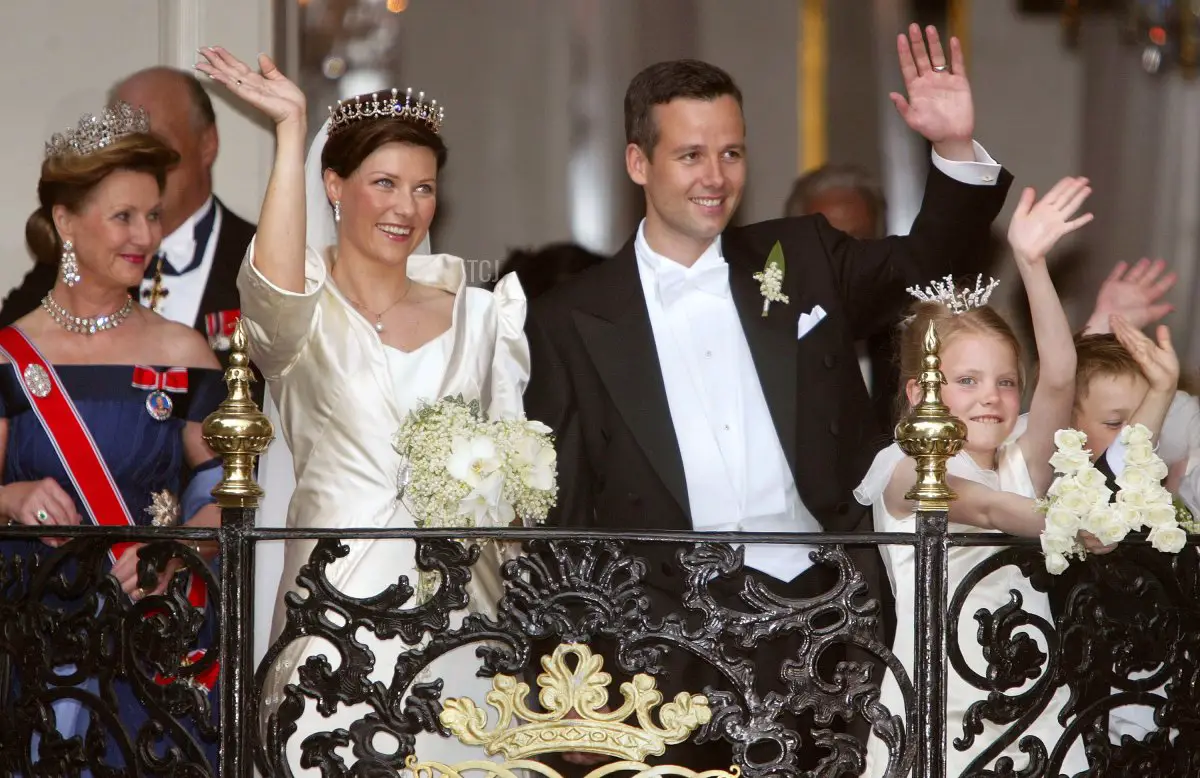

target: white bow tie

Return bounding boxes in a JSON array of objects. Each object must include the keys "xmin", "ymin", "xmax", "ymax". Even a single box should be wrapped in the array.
[{"xmin": 656, "ymin": 261, "xmax": 730, "ymax": 307}]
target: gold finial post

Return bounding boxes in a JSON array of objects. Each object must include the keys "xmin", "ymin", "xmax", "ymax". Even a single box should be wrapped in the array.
[
  {"xmin": 894, "ymin": 321, "xmax": 967, "ymax": 512},
  {"xmin": 201, "ymin": 320, "xmax": 274, "ymax": 508}
]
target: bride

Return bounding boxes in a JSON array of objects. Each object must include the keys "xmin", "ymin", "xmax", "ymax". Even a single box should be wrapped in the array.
[{"xmin": 196, "ymin": 49, "xmax": 528, "ymax": 772}]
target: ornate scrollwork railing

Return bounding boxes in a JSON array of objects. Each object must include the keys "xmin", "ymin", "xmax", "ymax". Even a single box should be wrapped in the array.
[{"xmin": 1, "ymin": 320, "xmax": 1198, "ymax": 778}]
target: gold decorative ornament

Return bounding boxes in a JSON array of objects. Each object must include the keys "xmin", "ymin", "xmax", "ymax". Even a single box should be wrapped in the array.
[
  {"xmin": 436, "ymin": 643, "xmax": 713, "ymax": 763},
  {"xmin": 201, "ymin": 321, "xmax": 273, "ymax": 508},
  {"xmin": 894, "ymin": 321, "xmax": 966, "ymax": 511}
]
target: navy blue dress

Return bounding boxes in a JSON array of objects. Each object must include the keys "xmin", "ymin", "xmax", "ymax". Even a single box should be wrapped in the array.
[{"xmin": 0, "ymin": 362, "xmax": 224, "ymax": 775}]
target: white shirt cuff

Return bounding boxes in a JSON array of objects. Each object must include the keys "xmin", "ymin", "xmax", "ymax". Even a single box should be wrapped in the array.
[{"xmin": 930, "ymin": 140, "xmax": 1001, "ymax": 186}]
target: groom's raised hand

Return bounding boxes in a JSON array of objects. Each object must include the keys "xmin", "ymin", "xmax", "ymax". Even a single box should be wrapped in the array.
[{"xmin": 891, "ymin": 23, "xmax": 975, "ymax": 162}]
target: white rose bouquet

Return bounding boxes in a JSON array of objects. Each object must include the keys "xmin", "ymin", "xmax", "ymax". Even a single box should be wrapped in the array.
[
  {"xmin": 1038, "ymin": 424, "xmax": 1198, "ymax": 574},
  {"xmin": 391, "ymin": 395, "xmax": 558, "ymax": 530}
]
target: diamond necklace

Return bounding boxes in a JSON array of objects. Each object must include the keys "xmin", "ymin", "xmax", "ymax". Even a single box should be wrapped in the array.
[{"xmin": 41, "ymin": 292, "xmax": 135, "ymax": 334}]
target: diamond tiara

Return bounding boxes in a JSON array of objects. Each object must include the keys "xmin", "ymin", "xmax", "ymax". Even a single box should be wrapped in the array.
[
  {"xmin": 45, "ymin": 101, "xmax": 151, "ymax": 160},
  {"xmin": 906, "ymin": 274, "xmax": 1000, "ymax": 315},
  {"xmin": 328, "ymin": 88, "xmax": 444, "ymax": 137}
]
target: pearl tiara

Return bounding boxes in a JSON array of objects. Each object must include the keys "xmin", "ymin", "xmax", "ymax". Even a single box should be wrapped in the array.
[
  {"xmin": 328, "ymin": 87, "xmax": 444, "ymax": 137},
  {"xmin": 906, "ymin": 274, "xmax": 1000, "ymax": 315},
  {"xmin": 45, "ymin": 101, "xmax": 151, "ymax": 159}
]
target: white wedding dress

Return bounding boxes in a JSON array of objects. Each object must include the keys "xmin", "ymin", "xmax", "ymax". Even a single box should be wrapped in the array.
[
  {"xmin": 242, "ymin": 119, "xmax": 528, "ymax": 775},
  {"xmin": 854, "ymin": 443, "xmax": 1089, "ymax": 777}
]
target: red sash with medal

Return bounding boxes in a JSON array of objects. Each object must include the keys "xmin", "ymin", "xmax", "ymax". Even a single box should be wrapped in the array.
[
  {"xmin": 0, "ymin": 327, "xmax": 215, "ymax": 690},
  {"xmin": 204, "ymin": 309, "xmax": 240, "ymax": 351}
]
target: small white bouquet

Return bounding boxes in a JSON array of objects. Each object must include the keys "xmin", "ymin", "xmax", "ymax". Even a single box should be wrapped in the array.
[
  {"xmin": 391, "ymin": 395, "xmax": 558, "ymax": 530},
  {"xmin": 1038, "ymin": 424, "xmax": 1198, "ymax": 574}
]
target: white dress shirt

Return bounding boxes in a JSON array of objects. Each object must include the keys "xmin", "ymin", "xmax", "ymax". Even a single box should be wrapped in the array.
[
  {"xmin": 139, "ymin": 196, "xmax": 221, "ymax": 326},
  {"xmin": 634, "ymin": 144, "xmax": 1003, "ymax": 582}
]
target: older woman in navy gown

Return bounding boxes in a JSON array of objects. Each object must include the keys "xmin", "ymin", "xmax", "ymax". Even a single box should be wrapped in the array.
[{"xmin": 0, "ymin": 102, "xmax": 225, "ymax": 775}]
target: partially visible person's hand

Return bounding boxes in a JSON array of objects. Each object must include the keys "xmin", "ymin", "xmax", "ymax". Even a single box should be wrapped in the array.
[
  {"xmin": 1084, "ymin": 258, "xmax": 1177, "ymax": 335},
  {"xmin": 1112, "ymin": 316, "xmax": 1179, "ymax": 394},
  {"xmin": 1079, "ymin": 531, "xmax": 1118, "ymax": 555},
  {"xmin": 1006, "ymin": 176, "xmax": 1093, "ymax": 264},
  {"xmin": 0, "ymin": 477, "xmax": 82, "ymax": 547},
  {"xmin": 111, "ymin": 543, "xmax": 184, "ymax": 599}
]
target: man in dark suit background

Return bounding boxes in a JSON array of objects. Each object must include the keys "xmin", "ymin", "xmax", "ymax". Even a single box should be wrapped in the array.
[
  {"xmin": 0, "ymin": 67, "xmax": 255, "ymax": 366},
  {"xmin": 524, "ymin": 24, "xmax": 1012, "ymax": 772}
]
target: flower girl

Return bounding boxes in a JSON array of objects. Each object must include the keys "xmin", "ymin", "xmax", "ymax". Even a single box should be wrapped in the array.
[{"xmin": 855, "ymin": 177, "xmax": 1099, "ymax": 776}]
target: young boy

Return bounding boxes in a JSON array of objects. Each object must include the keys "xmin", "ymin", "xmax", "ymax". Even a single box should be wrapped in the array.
[{"xmin": 1072, "ymin": 318, "xmax": 1190, "ymax": 487}]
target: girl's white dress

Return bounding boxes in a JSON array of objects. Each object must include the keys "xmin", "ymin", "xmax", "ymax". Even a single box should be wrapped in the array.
[{"xmin": 855, "ymin": 442, "xmax": 1089, "ymax": 776}]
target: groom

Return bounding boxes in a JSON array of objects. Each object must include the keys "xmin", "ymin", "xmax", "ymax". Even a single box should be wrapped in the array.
[{"xmin": 524, "ymin": 25, "xmax": 1012, "ymax": 770}]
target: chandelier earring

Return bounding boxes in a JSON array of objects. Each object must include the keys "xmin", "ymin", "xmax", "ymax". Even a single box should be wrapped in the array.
[
  {"xmin": 333, "ymin": 200, "xmax": 342, "ymax": 224},
  {"xmin": 60, "ymin": 240, "xmax": 81, "ymax": 287}
]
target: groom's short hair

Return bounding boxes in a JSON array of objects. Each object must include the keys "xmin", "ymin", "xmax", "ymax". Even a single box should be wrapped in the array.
[{"xmin": 624, "ymin": 59, "xmax": 743, "ymax": 156}]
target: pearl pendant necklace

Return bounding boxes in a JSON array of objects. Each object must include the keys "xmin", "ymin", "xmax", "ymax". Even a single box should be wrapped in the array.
[{"xmin": 346, "ymin": 283, "xmax": 413, "ymax": 335}]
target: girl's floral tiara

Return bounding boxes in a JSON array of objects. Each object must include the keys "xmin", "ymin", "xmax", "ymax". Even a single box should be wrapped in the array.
[{"xmin": 906, "ymin": 274, "xmax": 1000, "ymax": 315}]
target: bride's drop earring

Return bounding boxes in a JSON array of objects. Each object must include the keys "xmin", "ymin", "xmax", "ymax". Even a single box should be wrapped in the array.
[{"xmin": 333, "ymin": 200, "xmax": 341, "ymax": 224}]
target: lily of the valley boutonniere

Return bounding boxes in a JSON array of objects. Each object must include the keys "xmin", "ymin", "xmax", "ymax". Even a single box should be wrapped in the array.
[{"xmin": 753, "ymin": 241, "xmax": 790, "ymax": 317}]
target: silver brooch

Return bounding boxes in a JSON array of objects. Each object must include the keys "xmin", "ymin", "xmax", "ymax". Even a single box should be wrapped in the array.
[
  {"xmin": 22, "ymin": 364, "xmax": 51, "ymax": 398},
  {"xmin": 145, "ymin": 490, "xmax": 180, "ymax": 527}
]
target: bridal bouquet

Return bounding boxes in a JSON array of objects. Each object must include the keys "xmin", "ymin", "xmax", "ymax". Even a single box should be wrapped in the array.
[
  {"xmin": 1038, "ymin": 425, "xmax": 1197, "ymax": 574},
  {"xmin": 391, "ymin": 395, "xmax": 558, "ymax": 529}
]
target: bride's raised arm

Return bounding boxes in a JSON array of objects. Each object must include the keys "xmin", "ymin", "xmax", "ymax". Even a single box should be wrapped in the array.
[
  {"xmin": 198, "ymin": 48, "xmax": 307, "ymax": 291},
  {"xmin": 198, "ymin": 48, "xmax": 321, "ymax": 379}
]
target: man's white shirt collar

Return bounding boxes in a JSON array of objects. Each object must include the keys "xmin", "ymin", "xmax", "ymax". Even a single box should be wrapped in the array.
[{"xmin": 158, "ymin": 196, "xmax": 215, "ymax": 272}]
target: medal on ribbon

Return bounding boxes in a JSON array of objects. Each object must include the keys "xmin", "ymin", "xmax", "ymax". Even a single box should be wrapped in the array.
[
  {"xmin": 131, "ymin": 366, "xmax": 188, "ymax": 421},
  {"xmin": 204, "ymin": 309, "xmax": 241, "ymax": 351}
]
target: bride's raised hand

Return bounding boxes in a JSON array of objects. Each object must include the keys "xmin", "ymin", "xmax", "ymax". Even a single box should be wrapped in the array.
[{"xmin": 196, "ymin": 47, "xmax": 305, "ymax": 127}]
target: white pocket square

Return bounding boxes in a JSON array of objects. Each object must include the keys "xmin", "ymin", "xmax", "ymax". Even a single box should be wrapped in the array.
[{"xmin": 796, "ymin": 304, "xmax": 827, "ymax": 339}]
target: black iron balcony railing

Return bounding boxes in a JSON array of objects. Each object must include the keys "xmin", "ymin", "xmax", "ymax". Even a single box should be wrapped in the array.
[{"xmin": 0, "ymin": 326, "xmax": 1196, "ymax": 777}]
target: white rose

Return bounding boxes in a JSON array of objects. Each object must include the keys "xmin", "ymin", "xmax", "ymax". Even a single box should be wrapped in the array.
[
  {"xmin": 1146, "ymin": 459, "xmax": 1169, "ymax": 482},
  {"xmin": 1116, "ymin": 467, "xmax": 1153, "ymax": 491},
  {"xmin": 1058, "ymin": 489, "xmax": 1092, "ymax": 515},
  {"xmin": 1050, "ymin": 476, "xmax": 1082, "ymax": 498},
  {"xmin": 1117, "ymin": 488, "xmax": 1149, "ymax": 510},
  {"xmin": 1086, "ymin": 485, "xmax": 1114, "ymax": 509},
  {"xmin": 1121, "ymin": 423, "xmax": 1154, "ymax": 447},
  {"xmin": 1050, "ymin": 449, "xmax": 1092, "ymax": 475},
  {"xmin": 1089, "ymin": 505, "xmax": 1132, "ymax": 545},
  {"xmin": 1125, "ymin": 443, "xmax": 1156, "ymax": 468},
  {"xmin": 523, "ymin": 419, "xmax": 553, "ymax": 436},
  {"xmin": 1113, "ymin": 503, "xmax": 1144, "ymax": 533},
  {"xmin": 1044, "ymin": 551, "xmax": 1070, "ymax": 575},
  {"xmin": 1143, "ymin": 502, "xmax": 1177, "ymax": 529},
  {"xmin": 1149, "ymin": 524, "xmax": 1187, "ymax": 554},
  {"xmin": 1045, "ymin": 505, "xmax": 1081, "ymax": 535},
  {"xmin": 1144, "ymin": 484, "xmax": 1173, "ymax": 505},
  {"xmin": 1054, "ymin": 429, "xmax": 1088, "ymax": 451},
  {"xmin": 1041, "ymin": 530, "xmax": 1077, "ymax": 557},
  {"xmin": 1076, "ymin": 467, "xmax": 1108, "ymax": 492}
]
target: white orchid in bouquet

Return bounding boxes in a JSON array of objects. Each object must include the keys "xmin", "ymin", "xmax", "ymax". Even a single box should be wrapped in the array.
[
  {"xmin": 391, "ymin": 395, "xmax": 558, "ymax": 530},
  {"xmin": 1038, "ymin": 424, "xmax": 1198, "ymax": 574}
]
